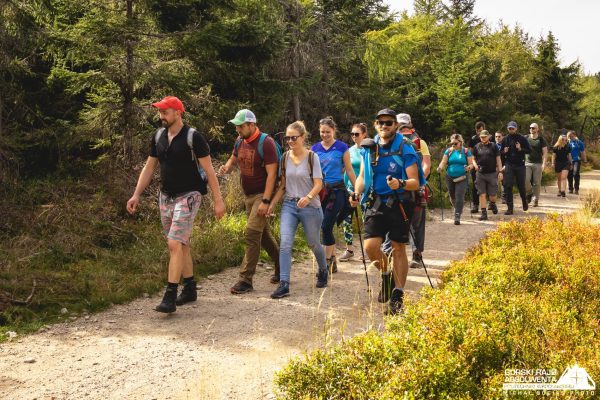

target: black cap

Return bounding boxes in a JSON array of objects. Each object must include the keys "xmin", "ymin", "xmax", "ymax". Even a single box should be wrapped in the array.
[{"xmin": 375, "ymin": 108, "xmax": 397, "ymax": 118}]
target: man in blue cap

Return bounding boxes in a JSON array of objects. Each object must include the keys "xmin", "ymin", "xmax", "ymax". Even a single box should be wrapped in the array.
[{"xmin": 499, "ymin": 121, "xmax": 532, "ymax": 215}]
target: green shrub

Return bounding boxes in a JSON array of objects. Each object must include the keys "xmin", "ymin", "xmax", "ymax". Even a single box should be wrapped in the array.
[{"xmin": 276, "ymin": 215, "xmax": 600, "ymax": 399}]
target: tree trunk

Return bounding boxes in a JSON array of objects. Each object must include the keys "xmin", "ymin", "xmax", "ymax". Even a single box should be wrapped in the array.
[
  {"xmin": 292, "ymin": 44, "xmax": 301, "ymax": 121},
  {"xmin": 122, "ymin": 0, "xmax": 135, "ymax": 162},
  {"xmin": 0, "ymin": 92, "xmax": 3, "ymax": 137}
]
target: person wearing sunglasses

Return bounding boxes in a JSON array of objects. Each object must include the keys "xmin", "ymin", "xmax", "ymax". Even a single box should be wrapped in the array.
[
  {"xmin": 524, "ymin": 123, "xmax": 548, "ymax": 207},
  {"xmin": 499, "ymin": 121, "xmax": 532, "ymax": 215},
  {"xmin": 437, "ymin": 134, "xmax": 474, "ymax": 225},
  {"xmin": 349, "ymin": 108, "xmax": 423, "ymax": 315},
  {"xmin": 551, "ymin": 135, "xmax": 572, "ymax": 197},
  {"xmin": 267, "ymin": 121, "xmax": 328, "ymax": 298},
  {"xmin": 311, "ymin": 117, "xmax": 357, "ymax": 274},
  {"xmin": 339, "ymin": 123, "xmax": 369, "ymax": 262}
]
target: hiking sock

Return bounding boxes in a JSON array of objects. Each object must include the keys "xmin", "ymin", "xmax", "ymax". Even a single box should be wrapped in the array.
[{"xmin": 182, "ymin": 276, "xmax": 194, "ymax": 284}]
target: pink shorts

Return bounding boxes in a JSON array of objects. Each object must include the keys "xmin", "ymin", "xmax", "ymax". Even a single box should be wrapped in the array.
[{"xmin": 159, "ymin": 191, "xmax": 201, "ymax": 244}]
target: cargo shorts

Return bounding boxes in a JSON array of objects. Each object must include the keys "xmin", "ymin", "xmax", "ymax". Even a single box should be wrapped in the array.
[{"xmin": 159, "ymin": 191, "xmax": 201, "ymax": 245}]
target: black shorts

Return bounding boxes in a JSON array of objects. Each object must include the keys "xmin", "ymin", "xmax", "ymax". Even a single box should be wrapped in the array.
[
  {"xmin": 363, "ymin": 200, "xmax": 414, "ymax": 244},
  {"xmin": 554, "ymin": 161, "xmax": 570, "ymax": 173}
]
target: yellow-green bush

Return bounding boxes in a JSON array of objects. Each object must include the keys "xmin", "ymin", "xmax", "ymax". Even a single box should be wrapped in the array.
[{"xmin": 276, "ymin": 215, "xmax": 600, "ymax": 399}]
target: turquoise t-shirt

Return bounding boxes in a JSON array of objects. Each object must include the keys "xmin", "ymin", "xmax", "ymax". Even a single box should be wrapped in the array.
[
  {"xmin": 344, "ymin": 145, "xmax": 362, "ymax": 191},
  {"xmin": 444, "ymin": 147, "xmax": 471, "ymax": 178}
]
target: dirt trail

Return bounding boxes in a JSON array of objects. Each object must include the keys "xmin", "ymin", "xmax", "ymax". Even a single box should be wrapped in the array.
[{"xmin": 1, "ymin": 171, "xmax": 599, "ymax": 400}]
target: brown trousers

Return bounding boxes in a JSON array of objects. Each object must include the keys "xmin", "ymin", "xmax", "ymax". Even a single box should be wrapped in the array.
[{"xmin": 239, "ymin": 193, "xmax": 280, "ymax": 284}]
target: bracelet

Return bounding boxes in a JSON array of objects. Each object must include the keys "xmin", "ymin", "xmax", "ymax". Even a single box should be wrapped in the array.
[{"xmin": 261, "ymin": 198, "xmax": 271, "ymax": 205}]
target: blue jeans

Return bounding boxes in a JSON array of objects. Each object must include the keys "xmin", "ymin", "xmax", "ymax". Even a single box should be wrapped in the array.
[
  {"xmin": 321, "ymin": 188, "xmax": 347, "ymax": 246},
  {"xmin": 280, "ymin": 200, "xmax": 328, "ymax": 283}
]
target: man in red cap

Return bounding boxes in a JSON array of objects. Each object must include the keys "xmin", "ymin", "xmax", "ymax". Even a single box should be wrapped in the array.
[{"xmin": 127, "ymin": 96, "xmax": 226, "ymax": 313}]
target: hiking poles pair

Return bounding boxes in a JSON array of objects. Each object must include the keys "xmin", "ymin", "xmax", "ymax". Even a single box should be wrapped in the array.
[
  {"xmin": 387, "ymin": 178, "xmax": 435, "ymax": 289},
  {"xmin": 351, "ymin": 194, "xmax": 371, "ymax": 296}
]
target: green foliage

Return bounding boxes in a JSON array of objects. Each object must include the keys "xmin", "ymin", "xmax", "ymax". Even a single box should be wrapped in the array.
[{"xmin": 276, "ymin": 215, "xmax": 600, "ymax": 399}]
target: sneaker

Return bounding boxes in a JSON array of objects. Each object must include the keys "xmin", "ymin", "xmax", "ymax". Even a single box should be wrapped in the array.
[
  {"xmin": 470, "ymin": 205, "xmax": 479, "ymax": 213},
  {"xmin": 408, "ymin": 251, "xmax": 423, "ymax": 269},
  {"xmin": 574, "ymin": 189, "xmax": 579, "ymax": 195},
  {"xmin": 568, "ymin": 189, "xmax": 573, "ymax": 194},
  {"xmin": 504, "ymin": 208, "xmax": 513, "ymax": 215},
  {"xmin": 489, "ymin": 202, "xmax": 498, "ymax": 214},
  {"xmin": 478, "ymin": 209, "xmax": 488, "ymax": 221},
  {"xmin": 230, "ymin": 281, "xmax": 253, "ymax": 294},
  {"xmin": 454, "ymin": 213, "xmax": 460, "ymax": 225},
  {"xmin": 522, "ymin": 201, "xmax": 528, "ymax": 211},
  {"xmin": 385, "ymin": 288, "xmax": 404, "ymax": 315},
  {"xmin": 270, "ymin": 274, "xmax": 280, "ymax": 284},
  {"xmin": 316, "ymin": 268, "xmax": 328, "ymax": 288},
  {"xmin": 328, "ymin": 257, "xmax": 338, "ymax": 274},
  {"xmin": 155, "ymin": 286, "xmax": 177, "ymax": 313},
  {"xmin": 338, "ymin": 249, "xmax": 354, "ymax": 262},
  {"xmin": 270, "ymin": 281, "xmax": 290, "ymax": 299},
  {"xmin": 377, "ymin": 272, "xmax": 394, "ymax": 303},
  {"xmin": 175, "ymin": 280, "xmax": 197, "ymax": 306},
  {"xmin": 532, "ymin": 197, "xmax": 538, "ymax": 207}
]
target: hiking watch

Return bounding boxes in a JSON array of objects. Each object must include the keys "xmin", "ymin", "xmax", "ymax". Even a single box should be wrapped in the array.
[{"xmin": 262, "ymin": 198, "xmax": 271, "ymax": 205}]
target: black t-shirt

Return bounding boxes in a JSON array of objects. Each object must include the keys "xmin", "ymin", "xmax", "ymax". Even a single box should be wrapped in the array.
[
  {"xmin": 468, "ymin": 134, "xmax": 481, "ymax": 149},
  {"xmin": 552, "ymin": 145, "xmax": 570, "ymax": 164},
  {"xmin": 150, "ymin": 125, "xmax": 211, "ymax": 196},
  {"xmin": 500, "ymin": 133, "xmax": 531, "ymax": 166},
  {"xmin": 472, "ymin": 142, "xmax": 499, "ymax": 173}
]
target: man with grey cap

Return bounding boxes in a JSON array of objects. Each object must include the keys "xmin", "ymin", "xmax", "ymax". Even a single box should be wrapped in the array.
[
  {"xmin": 219, "ymin": 109, "xmax": 281, "ymax": 294},
  {"xmin": 525, "ymin": 122, "xmax": 548, "ymax": 207},
  {"xmin": 499, "ymin": 121, "xmax": 532, "ymax": 215}
]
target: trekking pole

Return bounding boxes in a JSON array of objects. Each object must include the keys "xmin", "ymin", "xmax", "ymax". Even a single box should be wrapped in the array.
[
  {"xmin": 352, "ymin": 195, "xmax": 371, "ymax": 296},
  {"xmin": 408, "ymin": 227, "xmax": 434, "ymax": 289},
  {"xmin": 466, "ymin": 171, "xmax": 473, "ymax": 219},
  {"xmin": 438, "ymin": 172, "xmax": 444, "ymax": 221}
]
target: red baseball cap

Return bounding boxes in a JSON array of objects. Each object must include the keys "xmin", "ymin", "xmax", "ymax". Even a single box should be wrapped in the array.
[{"xmin": 151, "ymin": 96, "xmax": 185, "ymax": 114}]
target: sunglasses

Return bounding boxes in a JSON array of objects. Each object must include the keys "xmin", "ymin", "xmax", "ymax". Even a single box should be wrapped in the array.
[
  {"xmin": 376, "ymin": 120, "xmax": 395, "ymax": 127},
  {"xmin": 451, "ymin": 142, "xmax": 460, "ymax": 146},
  {"xmin": 530, "ymin": 127, "xmax": 537, "ymax": 130},
  {"xmin": 351, "ymin": 132, "xmax": 362, "ymax": 137},
  {"xmin": 284, "ymin": 135, "xmax": 301, "ymax": 142}
]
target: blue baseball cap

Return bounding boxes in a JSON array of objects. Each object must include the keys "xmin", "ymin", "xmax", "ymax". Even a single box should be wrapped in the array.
[{"xmin": 507, "ymin": 121, "xmax": 518, "ymax": 129}]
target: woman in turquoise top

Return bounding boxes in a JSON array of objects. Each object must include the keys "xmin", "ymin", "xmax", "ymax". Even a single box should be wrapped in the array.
[
  {"xmin": 339, "ymin": 123, "xmax": 368, "ymax": 262},
  {"xmin": 437, "ymin": 133, "xmax": 474, "ymax": 225}
]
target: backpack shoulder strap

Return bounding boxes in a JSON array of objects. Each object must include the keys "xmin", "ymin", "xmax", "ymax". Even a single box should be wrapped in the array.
[
  {"xmin": 187, "ymin": 127, "xmax": 198, "ymax": 162},
  {"xmin": 280, "ymin": 150, "xmax": 289, "ymax": 178},
  {"xmin": 257, "ymin": 132, "xmax": 268, "ymax": 160},
  {"xmin": 155, "ymin": 127, "xmax": 166, "ymax": 146},
  {"xmin": 308, "ymin": 150, "xmax": 314, "ymax": 179}
]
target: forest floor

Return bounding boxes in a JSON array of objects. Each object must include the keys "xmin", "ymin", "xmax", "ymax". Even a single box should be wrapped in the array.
[{"xmin": 1, "ymin": 171, "xmax": 599, "ymax": 400}]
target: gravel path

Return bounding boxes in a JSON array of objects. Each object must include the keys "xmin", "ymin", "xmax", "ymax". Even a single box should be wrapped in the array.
[{"xmin": 1, "ymin": 171, "xmax": 598, "ymax": 400}]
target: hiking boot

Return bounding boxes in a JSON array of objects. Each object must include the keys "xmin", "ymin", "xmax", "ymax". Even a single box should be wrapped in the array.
[
  {"xmin": 155, "ymin": 286, "xmax": 177, "ymax": 313},
  {"xmin": 478, "ymin": 209, "xmax": 488, "ymax": 221},
  {"xmin": 378, "ymin": 272, "xmax": 394, "ymax": 303},
  {"xmin": 504, "ymin": 208, "xmax": 513, "ymax": 215},
  {"xmin": 230, "ymin": 281, "xmax": 253, "ymax": 295},
  {"xmin": 269, "ymin": 274, "xmax": 280, "ymax": 284},
  {"xmin": 408, "ymin": 251, "xmax": 423, "ymax": 269},
  {"xmin": 338, "ymin": 249, "xmax": 354, "ymax": 262},
  {"xmin": 470, "ymin": 205, "xmax": 479, "ymax": 213},
  {"xmin": 561, "ymin": 191, "xmax": 566, "ymax": 197},
  {"xmin": 270, "ymin": 281, "xmax": 290, "ymax": 299},
  {"xmin": 532, "ymin": 197, "xmax": 538, "ymax": 207},
  {"xmin": 489, "ymin": 202, "xmax": 498, "ymax": 214},
  {"xmin": 328, "ymin": 256, "xmax": 338, "ymax": 274},
  {"xmin": 316, "ymin": 268, "xmax": 328, "ymax": 288},
  {"xmin": 175, "ymin": 280, "xmax": 197, "ymax": 306},
  {"xmin": 526, "ymin": 194, "xmax": 532, "ymax": 204},
  {"xmin": 522, "ymin": 201, "xmax": 528, "ymax": 211},
  {"xmin": 385, "ymin": 288, "xmax": 404, "ymax": 315},
  {"xmin": 454, "ymin": 213, "xmax": 460, "ymax": 225},
  {"xmin": 574, "ymin": 189, "xmax": 579, "ymax": 195},
  {"xmin": 568, "ymin": 189, "xmax": 573, "ymax": 194}
]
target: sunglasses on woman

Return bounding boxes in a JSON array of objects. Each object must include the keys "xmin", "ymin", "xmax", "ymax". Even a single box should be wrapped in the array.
[
  {"xmin": 284, "ymin": 135, "xmax": 301, "ymax": 142},
  {"xmin": 351, "ymin": 132, "xmax": 362, "ymax": 137}
]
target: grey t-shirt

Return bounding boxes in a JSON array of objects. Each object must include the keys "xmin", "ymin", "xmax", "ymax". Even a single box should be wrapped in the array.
[{"xmin": 283, "ymin": 151, "xmax": 323, "ymax": 208}]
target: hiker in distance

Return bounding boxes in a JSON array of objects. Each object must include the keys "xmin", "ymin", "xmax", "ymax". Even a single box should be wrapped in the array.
[
  {"xmin": 218, "ymin": 109, "xmax": 281, "ymax": 295},
  {"xmin": 349, "ymin": 108, "xmax": 425, "ymax": 315},
  {"xmin": 437, "ymin": 134, "xmax": 474, "ymax": 225},
  {"xmin": 471, "ymin": 130, "xmax": 502, "ymax": 220},
  {"xmin": 126, "ymin": 96, "xmax": 225, "ymax": 313},
  {"xmin": 467, "ymin": 121, "xmax": 487, "ymax": 213},
  {"xmin": 500, "ymin": 121, "xmax": 532, "ymax": 215},
  {"xmin": 339, "ymin": 123, "xmax": 369, "ymax": 262},
  {"xmin": 311, "ymin": 117, "xmax": 356, "ymax": 274},
  {"xmin": 567, "ymin": 130, "xmax": 587, "ymax": 195},
  {"xmin": 552, "ymin": 134, "xmax": 572, "ymax": 197},
  {"xmin": 525, "ymin": 122, "xmax": 548, "ymax": 207},
  {"xmin": 494, "ymin": 131, "xmax": 507, "ymax": 204},
  {"xmin": 267, "ymin": 121, "xmax": 328, "ymax": 298}
]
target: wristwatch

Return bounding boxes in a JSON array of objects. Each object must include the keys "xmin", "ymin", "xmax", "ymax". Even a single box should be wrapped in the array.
[
  {"xmin": 261, "ymin": 198, "xmax": 271, "ymax": 205},
  {"xmin": 306, "ymin": 194, "xmax": 314, "ymax": 200}
]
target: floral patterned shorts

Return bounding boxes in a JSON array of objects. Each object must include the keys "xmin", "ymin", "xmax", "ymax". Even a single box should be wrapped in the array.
[{"xmin": 159, "ymin": 191, "xmax": 201, "ymax": 245}]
